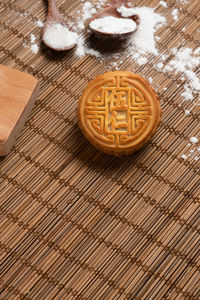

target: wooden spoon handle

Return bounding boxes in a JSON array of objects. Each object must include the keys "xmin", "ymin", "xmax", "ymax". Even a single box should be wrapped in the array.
[
  {"xmin": 48, "ymin": 0, "xmax": 62, "ymax": 20},
  {"xmin": 110, "ymin": 0, "xmax": 130, "ymax": 7}
]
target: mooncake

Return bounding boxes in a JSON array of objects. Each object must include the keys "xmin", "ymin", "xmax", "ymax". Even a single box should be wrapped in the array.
[{"xmin": 78, "ymin": 71, "xmax": 161, "ymax": 156}]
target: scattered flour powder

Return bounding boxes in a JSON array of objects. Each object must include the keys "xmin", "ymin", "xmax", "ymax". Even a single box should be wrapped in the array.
[
  {"xmin": 36, "ymin": 20, "xmax": 44, "ymax": 28},
  {"xmin": 31, "ymin": 44, "xmax": 39, "ymax": 54},
  {"xmin": 181, "ymin": 137, "xmax": 199, "ymax": 162},
  {"xmin": 159, "ymin": 1, "xmax": 168, "ymax": 7},
  {"xmin": 177, "ymin": 0, "xmax": 188, "ymax": 4},
  {"xmin": 184, "ymin": 109, "xmax": 190, "ymax": 115},
  {"xmin": 163, "ymin": 47, "xmax": 200, "ymax": 102},
  {"xmin": 30, "ymin": 34, "xmax": 36, "ymax": 44},
  {"xmin": 89, "ymin": 16, "xmax": 137, "ymax": 34},
  {"xmin": 19, "ymin": 15, "xmax": 43, "ymax": 53},
  {"xmin": 30, "ymin": 34, "xmax": 39, "ymax": 54},
  {"xmin": 157, "ymin": 62, "xmax": 164, "ymax": 69},
  {"xmin": 172, "ymin": 8, "xmax": 179, "ymax": 21},
  {"xmin": 77, "ymin": 1, "xmax": 97, "ymax": 30},
  {"xmin": 43, "ymin": 23, "xmax": 78, "ymax": 50},
  {"xmin": 190, "ymin": 137, "xmax": 199, "ymax": 144},
  {"xmin": 181, "ymin": 154, "xmax": 187, "ymax": 160},
  {"xmin": 149, "ymin": 77, "xmax": 153, "ymax": 84}
]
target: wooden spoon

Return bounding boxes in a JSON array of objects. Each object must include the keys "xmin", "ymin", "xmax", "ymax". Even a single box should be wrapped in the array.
[
  {"xmin": 89, "ymin": 0, "xmax": 139, "ymax": 40},
  {"xmin": 42, "ymin": 0, "xmax": 77, "ymax": 51}
]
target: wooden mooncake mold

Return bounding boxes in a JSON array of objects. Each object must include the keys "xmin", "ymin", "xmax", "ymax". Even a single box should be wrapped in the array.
[{"xmin": 78, "ymin": 71, "xmax": 161, "ymax": 156}]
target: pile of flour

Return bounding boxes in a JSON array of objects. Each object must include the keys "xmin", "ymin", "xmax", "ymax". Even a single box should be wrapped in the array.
[
  {"xmin": 89, "ymin": 16, "xmax": 137, "ymax": 34},
  {"xmin": 43, "ymin": 23, "xmax": 78, "ymax": 50}
]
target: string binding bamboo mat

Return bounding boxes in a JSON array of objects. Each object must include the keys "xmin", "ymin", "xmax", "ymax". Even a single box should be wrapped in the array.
[{"xmin": 0, "ymin": 0, "xmax": 199, "ymax": 299}]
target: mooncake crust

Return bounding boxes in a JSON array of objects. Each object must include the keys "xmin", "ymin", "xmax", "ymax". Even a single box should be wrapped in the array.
[{"xmin": 78, "ymin": 71, "xmax": 161, "ymax": 156}]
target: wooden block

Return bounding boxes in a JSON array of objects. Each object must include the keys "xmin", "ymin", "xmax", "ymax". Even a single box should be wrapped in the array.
[{"xmin": 0, "ymin": 64, "xmax": 39, "ymax": 156}]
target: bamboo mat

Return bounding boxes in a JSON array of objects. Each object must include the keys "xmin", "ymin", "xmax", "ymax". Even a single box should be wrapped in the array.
[{"xmin": 0, "ymin": 0, "xmax": 199, "ymax": 299}]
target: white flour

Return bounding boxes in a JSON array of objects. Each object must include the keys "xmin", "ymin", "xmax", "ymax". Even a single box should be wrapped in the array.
[
  {"xmin": 75, "ymin": 36, "xmax": 85, "ymax": 57},
  {"xmin": 190, "ymin": 137, "xmax": 199, "ymax": 144},
  {"xmin": 184, "ymin": 109, "xmax": 190, "ymax": 115},
  {"xmin": 30, "ymin": 34, "xmax": 36, "ymax": 44},
  {"xmin": 89, "ymin": 16, "xmax": 137, "ymax": 34},
  {"xmin": 30, "ymin": 44, "xmax": 39, "ymax": 54},
  {"xmin": 43, "ymin": 23, "xmax": 78, "ymax": 50},
  {"xmin": 118, "ymin": 6, "xmax": 166, "ymax": 56},
  {"xmin": 159, "ymin": 1, "xmax": 167, "ymax": 7},
  {"xmin": 177, "ymin": 0, "xmax": 188, "ymax": 3},
  {"xmin": 172, "ymin": 8, "xmax": 179, "ymax": 21},
  {"xmin": 163, "ymin": 47, "xmax": 200, "ymax": 102},
  {"xmin": 36, "ymin": 20, "xmax": 44, "ymax": 28},
  {"xmin": 77, "ymin": 1, "xmax": 97, "ymax": 30},
  {"xmin": 181, "ymin": 138, "xmax": 199, "ymax": 162},
  {"xmin": 157, "ymin": 62, "xmax": 164, "ymax": 69},
  {"xmin": 24, "ymin": 33, "xmax": 39, "ymax": 54},
  {"xmin": 117, "ymin": 6, "xmax": 137, "ymax": 17}
]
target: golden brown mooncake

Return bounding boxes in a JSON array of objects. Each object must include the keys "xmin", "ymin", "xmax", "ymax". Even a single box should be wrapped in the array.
[{"xmin": 78, "ymin": 71, "xmax": 161, "ymax": 156}]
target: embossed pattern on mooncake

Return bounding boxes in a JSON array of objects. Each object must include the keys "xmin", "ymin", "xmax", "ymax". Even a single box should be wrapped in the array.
[{"xmin": 78, "ymin": 71, "xmax": 161, "ymax": 156}]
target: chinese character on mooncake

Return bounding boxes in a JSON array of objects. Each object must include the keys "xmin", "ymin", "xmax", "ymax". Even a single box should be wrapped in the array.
[{"xmin": 78, "ymin": 71, "xmax": 161, "ymax": 156}]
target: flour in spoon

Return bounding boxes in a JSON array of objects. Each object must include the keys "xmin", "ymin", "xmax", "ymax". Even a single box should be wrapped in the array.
[
  {"xmin": 89, "ymin": 16, "xmax": 137, "ymax": 34},
  {"xmin": 43, "ymin": 23, "xmax": 78, "ymax": 50}
]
